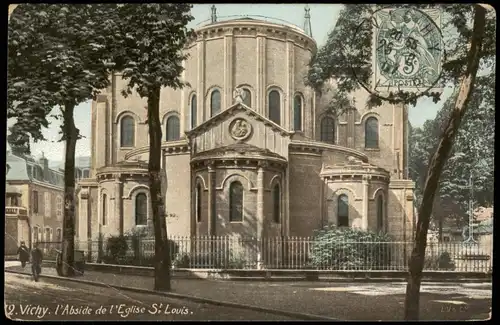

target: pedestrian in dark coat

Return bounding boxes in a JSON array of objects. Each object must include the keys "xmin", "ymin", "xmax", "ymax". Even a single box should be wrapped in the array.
[{"xmin": 17, "ymin": 241, "xmax": 30, "ymax": 268}]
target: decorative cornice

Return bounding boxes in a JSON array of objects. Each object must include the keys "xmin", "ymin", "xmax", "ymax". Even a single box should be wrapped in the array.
[
  {"xmin": 96, "ymin": 169, "xmax": 149, "ymax": 182},
  {"xmin": 124, "ymin": 140, "xmax": 190, "ymax": 160},
  {"xmin": 389, "ymin": 179, "xmax": 416, "ymax": 189},
  {"xmin": 194, "ymin": 20, "xmax": 316, "ymax": 52},
  {"xmin": 192, "ymin": 158, "xmax": 286, "ymax": 172},
  {"xmin": 320, "ymin": 156, "xmax": 390, "ymax": 181},
  {"xmin": 289, "ymin": 141, "xmax": 368, "ymax": 162}
]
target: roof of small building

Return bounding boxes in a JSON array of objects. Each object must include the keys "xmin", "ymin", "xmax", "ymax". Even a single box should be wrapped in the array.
[
  {"xmin": 6, "ymin": 151, "xmax": 64, "ymax": 187},
  {"xmin": 322, "ymin": 156, "xmax": 390, "ymax": 176}
]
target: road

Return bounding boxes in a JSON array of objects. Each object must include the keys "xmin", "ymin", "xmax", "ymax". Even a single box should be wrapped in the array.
[
  {"xmin": 4, "ymin": 272, "xmax": 299, "ymax": 321},
  {"xmin": 4, "ymin": 261, "xmax": 492, "ymax": 321}
]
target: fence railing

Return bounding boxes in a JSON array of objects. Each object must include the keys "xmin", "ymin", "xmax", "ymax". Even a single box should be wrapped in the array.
[{"xmin": 37, "ymin": 236, "xmax": 493, "ymax": 272}]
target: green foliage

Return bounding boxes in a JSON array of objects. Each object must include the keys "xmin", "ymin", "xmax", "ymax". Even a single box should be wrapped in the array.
[
  {"xmin": 409, "ymin": 73, "xmax": 495, "ymax": 228},
  {"xmin": 307, "ymin": 4, "xmax": 496, "ymax": 107},
  {"xmin": 105, "ymin": 235, "xmax": 129, "ymax": 263},
  {"xmin": 8, "ymin": 4, "xmax": 117, "ymax": 149},
  {"xmin": 308, "ymin": 225, "xmax": 394, "ymax": 270},
  {"xmin": 106, "ymin": 4, "xmax": 195, "ymax": 98},
  {"xmin": 424, "ymin": 251, "xmax": 455, "ymax": 270}
]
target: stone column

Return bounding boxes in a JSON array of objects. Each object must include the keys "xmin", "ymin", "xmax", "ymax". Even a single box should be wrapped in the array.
[
  {"xmin": 207, "ymin": 163, "xmax": 216, "ymax": 236},
  {"xmin": 286, "ymin": 40, "xmax": 294, "ymax": 130},
  {"xmin": 197, "ymin": 36, "xmax": 206, "ymax": 123},
  {"xmin": 256, "ymin": 28, "xmax": 266, "ymax": 115},
  {"xmin": 224, "ymin": 28, "xmax": 234, "ymax": 109},
  {"xmin": 257, "ymin": 162, "xmax": 267, "ymax": 269},
  {"xmin": 114, "ymin": 174, "xmax": 123, "ymax": 235},
  {"xmin": 319, "ymin": 178, "xmax": 325, "ymax": 227},
  {"xmin": 362, "ymin": 175, "xmax": 370, "ymax": 231},
  {"xmin": 256, "ymin": 163, "xmax": 265, "ymax": 238},
  {"xmin": 347, "ymin": 107, "xmax": 356, "ymax": 148}
]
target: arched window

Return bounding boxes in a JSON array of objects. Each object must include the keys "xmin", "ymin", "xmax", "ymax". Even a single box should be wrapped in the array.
[
  {"xmin": 135, "ymin": 193, "xmax": 148, "ymax": 226},
  {"xmin": 273, "ymin": 184, "xmax": 281, "ymax": 223},
  {"xmin": 243, "ymin": 88, "xmax": 252, "ymax": 107},
  {"xmin": 196, "ymin": 183, "xmax": 202, "ymax": 223},
  {"xmin": 229, "ymin": 181, "xmax": 243, "ymax": 222},
  {"xmin": 120, "ymin": 116, "xmax": 135, "ymax": 147},
  {"xmin": 56, "ymin": 228, "xmax": 62, "ymax": 242},
  {"xmin": 293, "ymin": 95, "xmax": 302, "ymax": 131},
  {"xmin": 377, "ymin": 195, "xmax": 384, "ymax": 231},
  {"xmin": 191, "ymin": 95, "xmax": 197, "ymax": 129},
  {"xmin": 337, "ymin": 194, "xmax": 349, "ymax": 227},
  {"xmin": 166, "ymin": 115, "xmax": 180, "ymax": 141},
  {"xmin": 211, "ymin": 90, "xmax": 221, "ymax": 117},
  {"xmin": 321, "ymin": 117, "xmax": 335, "ymax": 144},
  {"xmin": 365, "ymin": 117, "xmax": 379, "ymax": 148},
  {"xmin": 102, "ymin": 193, "xmax": 108, "ymax": 226},
  {"xmin": 268, "ymin": 90, "xmax": 281, "ymax": 125}
]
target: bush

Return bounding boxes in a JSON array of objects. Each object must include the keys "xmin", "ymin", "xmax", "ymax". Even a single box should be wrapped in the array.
[
  {"xmin": 425, "ymin": 251, "xmax": 455, "ymax": 270},
  {"xmin": 105, "ymin": 235, "xmax": 129, "ymax": 264},
  {"xmin": 308, "ymin": 225, "xmax": 393, "ymax": 270}
]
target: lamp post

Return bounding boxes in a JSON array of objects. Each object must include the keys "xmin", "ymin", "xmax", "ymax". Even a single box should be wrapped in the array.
[{"xmin": 463, "ymin": 159, "xmax": 488, "ymax": 245}]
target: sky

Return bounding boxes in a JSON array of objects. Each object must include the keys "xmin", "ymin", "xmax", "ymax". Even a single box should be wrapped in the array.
[{"xmin": 7, "ymin": 4, "xmax": 452, "ymax": 162}]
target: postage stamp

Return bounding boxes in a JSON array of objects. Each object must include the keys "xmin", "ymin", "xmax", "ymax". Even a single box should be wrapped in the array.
[{"xmin": 351, "ymin": 5, "xmax": 445, "ymax": 102}]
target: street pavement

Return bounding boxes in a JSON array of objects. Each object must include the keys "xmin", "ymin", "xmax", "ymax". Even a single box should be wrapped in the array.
[
  {"xmin": 5, "ymin": 272, "xmax": 298, "ymax": 321},
  {"xmin": 5, "ymin": 262, "xmax": 492, "ymax": 321}
]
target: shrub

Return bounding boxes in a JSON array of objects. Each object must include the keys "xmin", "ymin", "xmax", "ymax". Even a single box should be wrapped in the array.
[
  {"xmin": 425, "ymin": 251, "xmax": 455, "ymax": 270},
  {"xmin": 106, "ymin": 235, "xmax": 128, "ymax": 263},
  {"xmin": 308, "ymin": 225, "xmax": 394, "ymax": 270}
]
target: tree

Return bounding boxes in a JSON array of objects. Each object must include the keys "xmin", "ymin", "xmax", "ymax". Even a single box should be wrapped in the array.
[
  {"xmin": 8, "ymin": 4, "xmax": 116, "ymax": 276},
  {"xmin": 409, "ymin": 73, "xmax": 495, "ymax": 239},
  {"xmin": 307, "ymin": 4, "xmax": 494, "ymax": 320},
  {"xmin": 405, "ymin": 7, "xmax": 487, "ymax": 319},
  {"xmin": 109, "ymin": 4, "xmax": 194, "ymax": 291}
]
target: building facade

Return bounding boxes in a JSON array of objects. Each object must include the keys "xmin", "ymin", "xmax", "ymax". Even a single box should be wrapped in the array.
[
  {"xmin": 6, "ymin": 151, "xmax": 65, "ymax": 245},
  {"xmin": 76, "ymin": 11, "xmax": 415, "ymax": 243}
]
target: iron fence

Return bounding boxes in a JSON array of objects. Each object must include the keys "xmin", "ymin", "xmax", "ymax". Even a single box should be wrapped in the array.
[{"xmin": 37, "ymin": 236, "xmax": 493, "ymax": 272}]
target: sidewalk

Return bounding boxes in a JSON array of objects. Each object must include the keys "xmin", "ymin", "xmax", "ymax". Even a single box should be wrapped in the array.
[
  {"xmin": 5, "ymin": 264, "xmax": 338, "ymax": 319},
  {"xmin": 4, "ymin": 263, "xmax": 492, "ymax": 321}
]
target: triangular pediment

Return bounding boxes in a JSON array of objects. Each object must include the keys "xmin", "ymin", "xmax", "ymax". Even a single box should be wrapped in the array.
[
  {"xmin": 185, "ymin": 102, "xmax": 291, "ymax": 139},
  {"xmin": 186, "ymin": 103, "xmax": 291, "ymax": 159}
]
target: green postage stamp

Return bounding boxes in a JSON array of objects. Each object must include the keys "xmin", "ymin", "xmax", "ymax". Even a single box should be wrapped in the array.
[{"xmin": 372, "ymin": 7, "xmax": 445, "ymax": 96}]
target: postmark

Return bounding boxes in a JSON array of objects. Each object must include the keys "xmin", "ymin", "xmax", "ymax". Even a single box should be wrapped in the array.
[{"xmin": 349, "ymin": 5, "xmax": 445, "ymax": 102}]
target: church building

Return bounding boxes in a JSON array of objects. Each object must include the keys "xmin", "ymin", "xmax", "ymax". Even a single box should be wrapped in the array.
[{"xmin": 76, "ymin": 7, "xmax": 415, "ymax": 244}]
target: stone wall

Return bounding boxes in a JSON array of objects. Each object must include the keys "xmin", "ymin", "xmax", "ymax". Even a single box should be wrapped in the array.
[
  {"xmin": 288, "ymin": 152, "xmax": 323, "ymax": 236},
  {"xmin": 164, "ymin": 153, "xmax": 191, "ymax": 237}
]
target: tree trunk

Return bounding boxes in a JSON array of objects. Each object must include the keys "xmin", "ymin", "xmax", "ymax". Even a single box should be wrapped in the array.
[
  {"xmin": 404, "ymin": 5, "xmax": 486, "ymax": 320},
  {"xmin": 61, "ymin": 102, "xmax": 79, "ymax": 277},
  {"xmin": 147, "ymin": 86, "xmax": 171, "ymax": 291}
]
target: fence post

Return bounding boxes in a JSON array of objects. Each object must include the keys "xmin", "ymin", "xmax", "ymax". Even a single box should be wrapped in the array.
[{"xmin": 256, "ymin": 237, "xmax": 263, "ymax": 270}]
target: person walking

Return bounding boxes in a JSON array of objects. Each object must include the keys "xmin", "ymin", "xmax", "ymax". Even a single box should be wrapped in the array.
[
  {"xmin": 17, "ymin": 241, "xmax": 30, "ymax": 268},
  {"xmin": 30, "ymin": 242, "xmax": 43, "ymax": 281}
]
